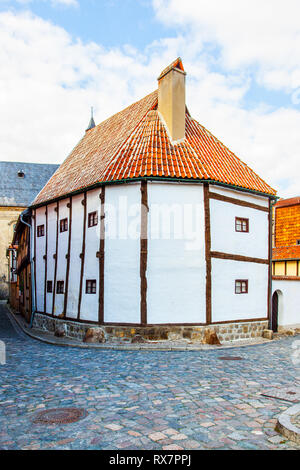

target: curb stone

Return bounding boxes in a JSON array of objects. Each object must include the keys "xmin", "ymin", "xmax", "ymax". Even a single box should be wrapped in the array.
[
  {"xmin": 275, "ymin": 404, "xmax": 300, "ymax": 444},
  {"xmin": 4, "ymin": 304, "xmax": 295, "ymax": 352}
]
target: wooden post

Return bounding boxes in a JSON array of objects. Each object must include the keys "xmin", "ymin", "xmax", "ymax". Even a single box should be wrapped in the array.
[
  {"xmin": 204, "ymin": 184, "xmax": 212, "ymax": 324},
  {"xmin": 140, "ymin": 181, "xmax": 148, "ymax": 326}
]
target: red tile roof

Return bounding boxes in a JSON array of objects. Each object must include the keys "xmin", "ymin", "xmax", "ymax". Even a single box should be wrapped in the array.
[
  {"xmin": 275, "ymin": 196, "xmax": 300, "ymax": 209},
  {"xmin": 273, "ymin": 245, "xmax": 300, "ymax": 260},
  {"xmin": 33, "ymin": 84, "xmax": 276, "ymax": 206}
]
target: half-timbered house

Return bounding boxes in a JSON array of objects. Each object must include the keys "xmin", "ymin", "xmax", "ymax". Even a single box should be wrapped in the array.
[{"xmin": 30, "ymin": 59, "xmax": 277, "ymax": 342}]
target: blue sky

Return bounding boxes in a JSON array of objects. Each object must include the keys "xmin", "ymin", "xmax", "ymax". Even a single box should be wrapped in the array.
[
  {"xmin": 0, "ymin": 0, "xmax": 169, "ymax": 47},
  {"xmin": 0, "ymin": 0, "xmax": 300, "ymax": 197}
]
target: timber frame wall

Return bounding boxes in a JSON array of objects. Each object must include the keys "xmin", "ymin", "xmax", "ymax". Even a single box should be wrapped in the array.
[{"xmin": 33, "ymin": 180, "xmax": 274, "ymax": 326}]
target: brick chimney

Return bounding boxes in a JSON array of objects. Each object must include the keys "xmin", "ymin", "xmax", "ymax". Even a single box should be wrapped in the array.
[{"xmin": 157, "ymin": 58, "xmax": 186, "ymax": 142}]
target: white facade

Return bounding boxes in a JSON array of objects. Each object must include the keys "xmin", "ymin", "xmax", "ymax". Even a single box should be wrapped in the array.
[
  {"xmin": 33, "ymin": 181, "xmax": 271, "ymax": 326},
  {"xmin": 147, "ymin": 182, "xmax": 206, "ymax": 324},
  {"xmin": 66, "ymin": 194, "xmax": 84, "ymax": 319},
  {"xmin": 104, "ymin": 184, "xmax": 141, "ymax": 323},
  {"xmin": 212, "ymin": 259, "xmax": 268, "ymax": 322},
  {"xmin": 272, "ymin": 280, "xmax": 300, "ymax": 328}
]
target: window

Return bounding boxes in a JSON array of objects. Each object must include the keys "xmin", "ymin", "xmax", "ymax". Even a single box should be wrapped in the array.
[
  {"xmin": 47, "ymin": 281, "xmax": 53, "ymax": 293},
  {"xmin": 60, "ymin": 218, "xmax": 68, "ymax": 233},
  {"xmin": 297, "ymin": 240, "xmax": 300, "ymax": 245},
  {"xmin": 235, "ymin": 280, "xmax": 248, "ymax": 294},
  {"xmin": 88, "ymin": 211, "xmax": 98, "ymax": 228},
  {"xmin": 37, "ymin": 225, "xmax": 45, "ymax": 237},
  {"xmin": 235, "ymin": 217, "xmax": 249, "ymax": 233},
  {"xmin": 56, "ymin": 281, "xmax": 64, "ymax": 294},
  {"xmin": 86, "ymin": 279, "xmax": 96, "ymax": 294}
]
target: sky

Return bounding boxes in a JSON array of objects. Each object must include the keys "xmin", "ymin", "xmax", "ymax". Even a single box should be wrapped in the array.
[{"xmin": 0, "ymin": 0, "xmax": 300, "ymax": 198}]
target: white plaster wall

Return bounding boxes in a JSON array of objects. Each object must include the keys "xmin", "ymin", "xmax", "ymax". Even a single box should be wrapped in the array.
[
  {"xmin": 66, "ymin": 194, "xmax": 84, "ymax": 319},
  {"xmin": 80, "ymin": 189, "xmax": 101, "ymax": 322},
  {"xmin": 35, "ymin": 207, "xmax": 46, "ymax": 312},
  {"xmin": 104, "ymin": 184, "xmax": 141, "ymax": 323},
  {"xmin": 53, "ymin": 199, "xmax": 69, "ymax": 317},
  {"xmin": 45, "ymin": 203, "xmax": 57, "ymax": 314},
  {"xmin": 147, "ymin": 182, "xmax": 206, "ymax": 324},
  {"xmin": 210, "ymin": 199, "xmax": 269, "ymax": 259},
  {"xmin": 209, "ymin": 184, "xmax": 269, "ymax": 208},
  {"xmin": 272, "ymin": 280, "xmax": 300, "ymax": 327},
  {"xmin": 211, "ymin": 258, "xmax": 268, "ymax": 322}
]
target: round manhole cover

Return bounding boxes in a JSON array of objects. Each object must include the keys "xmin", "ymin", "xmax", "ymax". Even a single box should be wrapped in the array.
[
  {"xmin": 34, "ymin": 407, "xmax": 87, "ymax": 424},
  {"xmin": 218, "ymin": 356, "xmax": 243, "ymax": 361}
]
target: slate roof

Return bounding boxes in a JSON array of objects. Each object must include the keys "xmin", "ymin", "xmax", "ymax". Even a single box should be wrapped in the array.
[
  {"xmin": 273, "ymin": 245, "xmax": 300, "ymax": 261},
  {"xmin": 33, "ymin": 60, "xmax": 276, "ymax": 206},
  {"xmin": 0, "ymin": 161, "xmax": 59, "ymax": 207}
]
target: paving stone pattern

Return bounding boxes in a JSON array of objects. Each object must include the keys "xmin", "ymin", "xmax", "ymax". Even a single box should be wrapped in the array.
[{"xmin": 0, "ymin": 304, "xmax": 299, "ymax": 450}]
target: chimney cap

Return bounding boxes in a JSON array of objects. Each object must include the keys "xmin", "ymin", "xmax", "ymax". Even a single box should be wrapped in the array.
[{"xmin": 157, "ymin": 57, "xmax": 186, "ymax": 81}]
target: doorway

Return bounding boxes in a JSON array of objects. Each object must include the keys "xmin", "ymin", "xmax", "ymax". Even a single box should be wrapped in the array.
[{"xmin": 271, "ymin": 291, "xmax": 278, "ymax": 332}]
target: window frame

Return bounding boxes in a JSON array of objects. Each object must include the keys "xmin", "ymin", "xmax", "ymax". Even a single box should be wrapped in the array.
[
  {"xmin": 56, "ymin": 280, "xmax": 64, "ymax": 294},
  {"xmin": 86, "ymin": 279, "xmax": 97, "ymax": 294},
  {"xmin": 235, "ymin": 279, "xmax": 248, "ymax": 294},
  {"xmin": 235, "ymin": 217, "xmax": 249, "ymax": 233},
  {"xmin": 37, "ymin": 224, "xmax": 45, "ymax": 237},
  {"xmin": 88, "ymin": 211, "xmax": 98, "ymax": 228},
  {"xmin": 59, "ymin": 218, "xmax": 68, "ymax": 233},
  {"xmin": 46, "ymin": 280, "xmax": 53, "ymax": 293}
]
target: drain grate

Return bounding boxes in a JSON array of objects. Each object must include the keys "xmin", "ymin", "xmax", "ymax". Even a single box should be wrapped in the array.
[
  {"xmin": 34, "ymin": 407, "xmax": 87, "ymax": 425},
  {"xmin": 218, "ymin": 356, "xmax": 243, "ymax": 361}
]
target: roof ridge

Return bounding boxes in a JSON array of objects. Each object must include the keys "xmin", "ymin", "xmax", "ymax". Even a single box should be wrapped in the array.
[{"xmin": 93, "ymin": 90, "xmax": 157, "ymax": 132}]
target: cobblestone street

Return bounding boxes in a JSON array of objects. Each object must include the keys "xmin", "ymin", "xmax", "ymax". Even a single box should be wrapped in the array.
[{"xmin": 0, "ymin": 303, "xmax": 299, "ymax": 450}]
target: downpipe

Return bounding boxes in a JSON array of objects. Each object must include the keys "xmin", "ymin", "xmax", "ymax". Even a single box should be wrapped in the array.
[{"xmin": 20, "ymin": 212, "xmax": 36, "ymax": 328}]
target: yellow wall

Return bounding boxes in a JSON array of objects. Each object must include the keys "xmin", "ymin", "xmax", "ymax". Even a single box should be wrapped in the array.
[
  {"xmin": 274, "ymin": 261, "xmax": 285, "ymax": 276},
  {"xmin": 0, "ymin": 206, "xmax": 25, "ymax": 298},
  {"xmin": 273, "ymin": 260, "xmax": 299, "ymax": 276}
]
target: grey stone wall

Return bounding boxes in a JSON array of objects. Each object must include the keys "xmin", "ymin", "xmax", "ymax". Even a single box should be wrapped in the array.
[{"xmin": 32, "ymin": 313, "xmax": 268, "ymax": 343}]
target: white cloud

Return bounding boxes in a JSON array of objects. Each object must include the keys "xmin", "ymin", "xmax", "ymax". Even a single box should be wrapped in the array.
[
  {"xmin": 1, "ymin": 0, "xmax": 79, "ymax": 7},
  {"xmin": 153, "ymin": 0, "xmax": 300, "ymax": 94},
  {"xmin": 0, "ymin": 8, "xmax": 299, "ymax": 199}
]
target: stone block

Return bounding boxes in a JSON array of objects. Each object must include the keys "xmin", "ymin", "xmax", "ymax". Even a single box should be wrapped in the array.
[
  {"xmin": 83, "ymin": 327, "xmax": 106, "ymax": 343},
  {"xmin": 202, "ymin": 328, "xmax": 221, "ymax": 345},
  {"xmin": 167, "ymin": 332, "xmax": 182, "ymax": 341},
  {"xmin": 131, "ymin": 334, "xmax": 146, "ymax": 343},
  {"xmin": 54, "ymin": 323, "xmax": 66, "ymax": 337}
]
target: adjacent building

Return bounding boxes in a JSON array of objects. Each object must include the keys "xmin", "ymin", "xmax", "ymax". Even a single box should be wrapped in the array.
[
  {"xmin": 8, "ymin": 210, "xmax": 32, "ymax": 321},
  {"xmin": 272, "ymin": 196, "xmax": 300, "ymax": 330},
  {"xmin": 30, "ymin": 59, "xmax": 277, "ymax": 341},
  {"xmin": 0, "ymin": 161, "xmax": 59, "ymax": 299}
]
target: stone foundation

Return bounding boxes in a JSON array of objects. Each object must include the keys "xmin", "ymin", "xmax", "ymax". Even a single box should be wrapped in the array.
[{"xmin": 32, "ymin": 313, "xmax": 268, "ymax": 343}]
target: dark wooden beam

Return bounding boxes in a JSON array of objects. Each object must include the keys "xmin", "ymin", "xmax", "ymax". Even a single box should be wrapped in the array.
[
  {"xmin": 211, "ymin": 251, "xmax": 269, "ymax": 265},
  {"xmin": 52, "ymin": 202, "xmax": 59, "ymax": 316},
  {"xmin": 43, "ymin": 205, "xmax": 48, "ymax": 314},
  {"xmin": 77, "ymin": 193, "xmax": 87, "ymax": 320},
  {"xmin": 208, "ymin": 191, "xmax": 269, "ymax": 212},
  {"xmin": 63, "ymin": 197, "xmax": 72, "ymax": 316},
  {"xmin": 140, "ymin": 181, "xmax": 148, "ymax": 326},
  {"xmin": 98, "ymin": 188, "xmax": 105, "ymax": 324},
  {"xmin": 204, "ymin": 184, "xmax": 212, "ymax": 324}
]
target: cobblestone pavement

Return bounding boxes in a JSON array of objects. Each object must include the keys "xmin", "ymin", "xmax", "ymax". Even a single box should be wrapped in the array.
[{"xmin": 0, "ymin": 304, "xmax": 299, "ymax": 450}]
